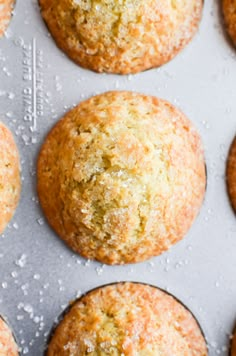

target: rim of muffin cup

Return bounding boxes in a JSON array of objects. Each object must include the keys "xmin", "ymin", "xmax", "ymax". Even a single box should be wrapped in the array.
[{"xmin": 44, "ymin": 281, "xmax": 208, "ymax": 355}]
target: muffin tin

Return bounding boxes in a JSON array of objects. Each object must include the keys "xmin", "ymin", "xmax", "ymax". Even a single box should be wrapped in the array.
[{"xmin": 0, "ymin": 0, "xmax": 235, "ymax": 354}]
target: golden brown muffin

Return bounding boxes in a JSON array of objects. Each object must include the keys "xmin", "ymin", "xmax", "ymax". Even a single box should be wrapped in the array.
[
  {"xmin": 226, "ymin": 136, "xmax": 236, "ymax": 212},
  {"xmin": 0, "ymin": 122, "xmax": 21, "ymax": 234},
  {"xmin": 0, "ymin": 317, "xmax": 18, "ymax": 356},
  {"xmin": 39, "ymin": 0, "xmax": 203, "ymax": 74},
  {"xmin": 47, "ymin": 282, "xmax": 208, "ymax": 355},
  {"xmin": 37, "ymin": 91, "xmax": 206, "ymax": 265},
  {"xmin": 0, "ymin": 0, "xmax": 14, "ymax": 37},
  {"xmin": 223, "ymin": 0, "xmax": 236, "ymax": 45}
]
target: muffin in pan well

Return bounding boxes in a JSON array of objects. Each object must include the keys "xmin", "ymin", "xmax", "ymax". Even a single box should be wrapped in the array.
[
  {"xmin": 0, "ymin": 0, "xmax": 15, "ymax": 37},
  {"xmin": 37, "ymin": 91, "xmax": 206, "ymax": 265},
  {"xmin": 226, "ymin": 135, "xmax": 236, "ymax": 213},
  {"xmin": 0, "ymin": 317, "xmax": 18, "ymax": 356},
  {"xmin": 0, "ymin": 122, "xmax": 21, "ymax": 234},
  {"xmin": 223, "ymin": 0, "xmax": 236, "ymax": 45},
  {"xmin": 39, "ymin": 0, "xmax": 203, "ymax": 74},
  {"xmin": 46, "ymin": 282, "xmax": 208, "ymax": 355}
]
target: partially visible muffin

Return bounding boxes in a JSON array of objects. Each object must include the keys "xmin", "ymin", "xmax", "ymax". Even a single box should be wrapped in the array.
[
  {"xmin": 0, "ymin": 0, "xmax": 14, "ymax": 37},
  {"xmin": 47, "ymin": 282, "xmax": 208, "ymax": 355},
  {"xmin": 39, "ymin": 0, "xmax": 203, "ymax": 74},
  {"xmin": 0, "ymin": 317, "xmax": 18, "ymax": 355},
  {"xmin": 223, "ymin": 0, "xmax": 236, "ymax": 45},
  {"xmin": 226, "ymin": 136, "xmax": 236, "ymax": 213},
  {"xmin": 37, "ymin": 91, "xmax": 206, "ymax": 265},
  {"xmin": 232, "ymin": 329, "xmax": 236, "ymax": 356},
  {"xmin": 0, "ymin": 122, "xmax": 20, "ymax": 234}
]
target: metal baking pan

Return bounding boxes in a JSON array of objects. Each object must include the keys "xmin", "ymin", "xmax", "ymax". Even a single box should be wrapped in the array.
[{"xmin": 0, "ymin": 0, "xmax": 235, "ymax": 354}]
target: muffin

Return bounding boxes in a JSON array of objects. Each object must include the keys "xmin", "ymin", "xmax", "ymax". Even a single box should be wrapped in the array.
[
  {"xmin": 232, "ymin": 330, "xmax": 236, "ymax": 356},
  {"xmin": 0, "ymin": 0, "xmax": 14, "ymax": 37},
  {"xmin": 39, "ymin": 0, "xmax": 203, "ymax": 74},
  {"xmin": 37, "ymin": 91, "xmax": 206, "ymax": 265},
  {"xmin": 46, "ymin": 282, "xmax": 208, "ymax": 355},
  {"xmin": 0, "ymin": 317, "xmax": 18, "ymax": 355},
  {"xmin": 0, "ymin": 122, "xmax": 21, "ymax": 234},
  {"xmin": 226, "ymin": 136, "xmax": 236, "ymax": 213},
  {"xmin": 223, "ymin": 0, "xmax": 236, "ymax": 45}
]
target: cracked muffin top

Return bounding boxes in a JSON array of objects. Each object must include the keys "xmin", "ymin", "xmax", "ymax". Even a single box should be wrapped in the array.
[
  {"xmin": 37, "ymin": 91, "xmax": 206, "ymax": 265},
  {"xmin": 0, "ymin": 122, "xmax": 20, "ymax": 234},
  {"xmin": 0, "ymin": 317, "xmax": 18, "ymax": 356},
  {"xmin": 223, "ymin": 0, "xmax": 236, "ymax": 45},
  {"xmin": 0, "ymin": 0, "xmax": 14, "ymax": 37},
  {"xmin": 39, "ymin": 0, "xmax": 203, "ymax": 74},
  {"xmin": 46, "ymin": 282, "xmax": 208, "ymax": 355}
]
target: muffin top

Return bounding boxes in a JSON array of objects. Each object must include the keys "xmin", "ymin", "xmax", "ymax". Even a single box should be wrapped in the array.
[
  {"xmin": 39, "ymin": 0, "xmax": 203, "ymax": 74},
  {"xmin": 47, "ymin": 282, "xmax": 207, "ymax": 356},
  {"xmin": 0, "ymin": 122, "xmax": 20, "ymax": 234},
  {"xmin": 0, "ymin": 0, "xmax": 14, "ymax": 37},
  {"xmin": 0, "ymin": 317, "xmax": 18, "ymax": 356},
  {"xmin": 37, "ymin": 91, "xmax": 205, "ymax": 264},
  {"xmin": 223, "ymin": 0, "xmax": 236, "ymax": 45},
  {"xmin": 226, "ymin": 136, "xmax": 236, "ymax": 213}
]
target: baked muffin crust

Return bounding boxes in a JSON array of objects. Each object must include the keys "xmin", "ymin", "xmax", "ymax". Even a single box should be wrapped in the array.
[
  {"xmin": 232, "ymin": 330, "xmax": 236, "ymax": 356},
  {"xmin": 39, "ymin": 0, "xmax": 203, "ymax": 74},
  {"xmin": 226, "ymin": 136, "xmax": 236, "ymax": 212},
  {"xmin": 0, "ymin": 122, "xmax": 21, "ymax": 234},
  {"xmin": 47, "ymin": 282, "xmax": 208, "ymax": 355},
  {"xmin": 0, "ymin": 317, "xmax": 18, "ymax": 356},
  {"xmin": 223, "ymin": 0, "xmax": 236, "ymax": 45},
  {"xmin": 0, "ymin": 0, "xmax": 14, "ymax": 37},
  {"xmin": 37, "ymin": 91, "xmax": 206, "ymax": 265}
]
